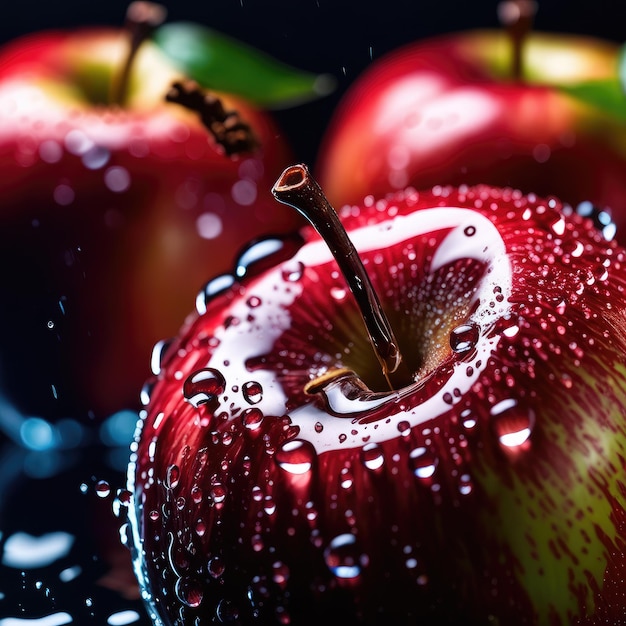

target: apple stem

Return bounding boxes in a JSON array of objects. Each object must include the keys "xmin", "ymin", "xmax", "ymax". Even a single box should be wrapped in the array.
[
  {"xmin": 166, "ymin": 80, "xmax": 260, "ymax": 156},
  {"xmin": 111, "ymin": 1, "xmax": 168, "ymax": 105},
  {"xmin": 272, "ymin": 164, "xmax": 408, "ymax": 389},
  {"xmin": 497, "ymin": 0, "xmax": 537, "ymax": 80}
]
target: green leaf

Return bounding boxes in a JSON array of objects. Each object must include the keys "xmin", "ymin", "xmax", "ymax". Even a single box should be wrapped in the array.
[
  {"xmin": 559, "ymin": 78, "xmax": 626, "ymax": 123},
  {"xmin": 558, "ymin": 43, "xmax": 626, "ymax": 123},
  {"xmin": 152, "ymin": 22, "xmax": 336, "ymax": 109}
]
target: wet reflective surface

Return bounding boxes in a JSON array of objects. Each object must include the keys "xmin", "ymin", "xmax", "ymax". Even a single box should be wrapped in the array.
[{"xmin": 0, "ymin": 406, "xmax": 149, "ymax": 626}]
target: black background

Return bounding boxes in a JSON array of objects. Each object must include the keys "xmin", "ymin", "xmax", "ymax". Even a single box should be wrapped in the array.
[{"xmin": 0, "ymin": 1, "xmax": 623, "ymax": 624}]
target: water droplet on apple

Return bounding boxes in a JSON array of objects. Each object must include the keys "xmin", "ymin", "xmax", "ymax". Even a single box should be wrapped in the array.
[
  {"xmin": 235, "ymin": 235, "xmax": 303, "ymax": 280},
  {"xmin": 491, "ymin": 399, "xmax": 535, "ymax": 449},
  {"xmin": 397, "ymin": 420, "xmax": 411, "ymax": 436},
  {"xmin": 208, "ymin": 556, "xmax": 225, "ymax": 579},
  {"xmin": 165, "ymin": 465, "xmax": 180, "ymax": 490},
  {"xmin": 216, "ymin": 598, "xmax": 240, "ymax": 622},
  {"xmin": 150, "ymin": 338, "xmax": 172, "ymax": 376},
  {"xmin": 409, "ymin": 447, "xmax": 438, "ymax": 480},
  {"xmin": 282, "ymin": 261, "xmax": 305, "ymax": 282},
  {"xmin": 183, "ymin": 368, "xmax": 226, "ymax": 408},
  {"xmin": 242, "ymin": 381, "xmax": 263, "ymax": 405},
  {"xmin": 450, "ymin": 323, "xmax": 479, "ymax": 354},
  {"xmin": 196, "ymin": 274, "xmax": 236, "ymax": 315},
  {"xmin": 324, "ymin": 533, "xmax": 367, "ymax": 579},
  {"xmin": 175, "ymin": 576, "xmax": 203, "ymax": 608},
  {"xmin": 242, "ymin": 408, "xmax": 264, "ymax": 431},
  {"xmin": 275, "ymin": 439, "xmax": 316, "ymax": 475},
  {"xmin": 360, "ymin": 442, "xmax": 384, "ymax": 471}
]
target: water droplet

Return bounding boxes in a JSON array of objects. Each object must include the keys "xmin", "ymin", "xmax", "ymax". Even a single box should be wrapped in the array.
[
  {"xmin": 242, "ymin": 381, "xmax": 263, "ymax": 405},
  {"xmin": 196, "ymin": 274, "xmax": 236, "ymax": 315},
  {"xmin": 360, "ymin": 442, "xmax": 384, "ymax": 471},
  {"xmin": 235, "ymin": 235, "xmax": 303, "ymax": 280},
  {"xmin": 463, "ymin": 225, "xmax": 476, "ymax": 237},
  {"xmin": 282, "ymin": 261, "xmax": 305, "ymax": 282},
  {"xmin": 314, "ymin": 421, "xmax": 324, "ymax": 433},
  {"xmin": 150, "ymin": 338, "xmax": 172, "ymax": 376},
  {"xmin": 272, "ymin": 561, "xmax": 290, "ymax": 587},
  {"xmin": 324, "ymin": 533, "xmax": 367, "ymax": 579},
  {"xmin": 450, "ymin": 323, "xmax": 480, "ymax": 354},
  {"xmin": 95, "ymin": 480, "xmax": 111, "ymax": 498},
  {"xmin": 165, "ymin": 465, "xmax": 180, "ymax": 490},
  {"xmin": 183, "ymin": 368, "xmax": 226, "ymax": 408},
  {"xmin": 216, "ymin": 598, "xmax": 240, "ymax": 622},
  {"xmin": 175, "ymin": 577, "xmax": 203, "ymax": 608},
  {"xmin": 491, "ymin": 399, "xmax": 535, "ymax": 449},
  {"xmin": 396, "ymin": 420, "xmax": 411, "ymax": 437},
  {"xmin": 208, "ymin": 556, "xmax": 225, "ymax": 578},
  {"xmin": 242, "ymin": 408, "xmax": 264, "ymax": 431},
  {"xmin": 409, "ymin": 447, "xmax": 438, "ymax": 480},
  {"xmin": 275, "ymin": 440, "xmax": 316, "ymax": 475},
  {"xmin": 211, "ymin": 483, "xmax": 227, "ymax": 503},
  {"xmin": 330, "ymin": 286, "xmax": 347, "ymax": 301}
]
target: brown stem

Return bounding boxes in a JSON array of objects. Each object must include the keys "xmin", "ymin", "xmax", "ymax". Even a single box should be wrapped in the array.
[
  {"xmin": 166, "ymin": 80, "xmax": 260, "ymax": 157},
  {"xmin": 497, "ymin": 0, "xmax": 537, "ymax": 80},
  {"xmin": 272, "ymin": 164, "xmax": 408, "ymax": 389},
  {"xmin": 111, "ymin": 1, "xmax": 168, "ymax": 105}
]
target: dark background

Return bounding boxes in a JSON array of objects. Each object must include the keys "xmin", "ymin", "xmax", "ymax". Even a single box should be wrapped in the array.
[{"xmin": 0, "ymin": 1, "xmax": 623, "ymax": 624}]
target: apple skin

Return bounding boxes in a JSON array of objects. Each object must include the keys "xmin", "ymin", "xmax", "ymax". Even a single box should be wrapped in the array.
[
  {"xmin": 316, "ymin": 30, "xmax": 626, "ymax": 244},
  {"xmin": 127, "ymin": 176, "xmax": 626, "ymax": 625},
  {"xmin": 0, "ymin": 28, "xmax": 301, "ymax": 419}
]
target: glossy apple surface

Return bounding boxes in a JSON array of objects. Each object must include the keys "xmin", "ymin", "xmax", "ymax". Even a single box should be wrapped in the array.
[
  {"xmin": 316, "ymin": 30, "xmax": 626, "ymax": 243},
  {"xmin": 0, "ymin": 27, "xmax": 300, "ymax": 419},
  {"xmin": 127, "ymin": 171, "xmax": 626, "ymax": 625}
]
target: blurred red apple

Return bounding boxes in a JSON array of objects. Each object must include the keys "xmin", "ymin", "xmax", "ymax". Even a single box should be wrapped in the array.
[
  {"xmin": 317, "ymin": 2, "xmax": 626, "ymax": 242},
  {"xmin": 0, "ymin": 10, "xmax": 326, "ymax": 420}
]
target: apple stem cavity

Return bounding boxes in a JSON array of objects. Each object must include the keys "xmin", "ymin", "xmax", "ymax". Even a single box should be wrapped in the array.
[
  {"xmin": 112, "ymin": 1, "xmax": 168, "ymax": 105},
  {"xmin": 272, "ymin": 164, "xmax": 409, "ymax": 389},
  {"xmin": 166, "ymin": 80, "xmax": 260, "ymax": 156},
  {"xmin": 497, "ymin": 0, "xmax": 537, "ymax": 80}
]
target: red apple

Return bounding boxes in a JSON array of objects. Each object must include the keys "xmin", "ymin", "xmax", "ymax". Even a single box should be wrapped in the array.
[
  {"xmin": 316, "ymin": 3, "xmax": 626, "ymax": 245},
  {"xmin": 0, "ymin": 14, "xmax": 312, "ymax": 420},
  {"xmin": 126, "ymin": 164, "xmax": 626, "ymax": 624}
]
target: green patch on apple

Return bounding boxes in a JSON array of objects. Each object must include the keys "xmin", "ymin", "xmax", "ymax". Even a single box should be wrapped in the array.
[{"xmin": 152, "ymin": 22, "xmax": 336, "ymax": 108}]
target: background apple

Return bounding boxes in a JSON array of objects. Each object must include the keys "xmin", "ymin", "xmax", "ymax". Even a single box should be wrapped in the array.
[
  {"xmin": 315, "ymin": 7, "xmax": 626, "ymax": 245},
  {"xmin": 0, "ymin": 15, "xmax": 330, "ymax": 422}
]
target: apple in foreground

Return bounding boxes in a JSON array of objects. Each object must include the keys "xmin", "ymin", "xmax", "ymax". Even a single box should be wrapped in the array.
[
  {"xmin": 316, "ymin": 2, "xmax": 626, "ymax": 245},
  {"xmin": 0, "ymin": 11, "xmax": 304, "ymax": 420},
  {"xmin": 126, "ymin": 164, "xmax": 626, "ymax": 625}
]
